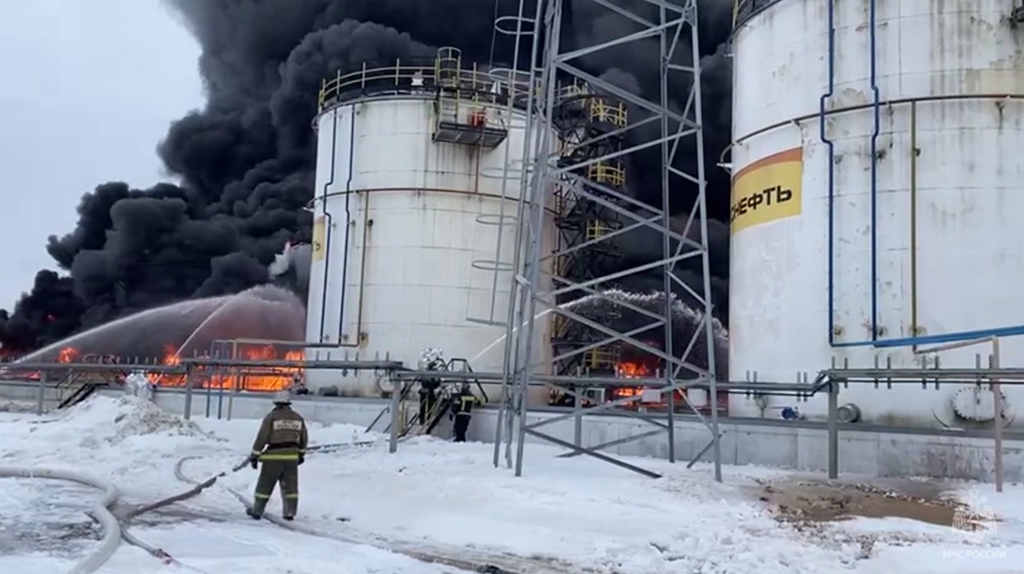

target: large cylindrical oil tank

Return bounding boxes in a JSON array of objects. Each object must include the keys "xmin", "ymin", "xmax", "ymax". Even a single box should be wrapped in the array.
[
  {"xmin": 306, "ymin": 56, "xmax": 553, "ymax": 396},
  {"xmin": 728, "ymin": 0, "xmax": 1024, "ymax": 427}
]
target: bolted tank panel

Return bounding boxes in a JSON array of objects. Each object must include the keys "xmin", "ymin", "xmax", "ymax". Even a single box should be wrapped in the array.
[
  {"xmin": 729, "ymin": 0, "xmax": 1024, "ymax": 427},
  {"xmin": 306, "ymin": 92, "xmax": 553, "ymax": 397}
]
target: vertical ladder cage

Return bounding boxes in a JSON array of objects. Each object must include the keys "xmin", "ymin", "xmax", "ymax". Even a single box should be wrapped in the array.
[{"xmin": 467, "ymin": 8, "xmax": 539, "ymax": 329}]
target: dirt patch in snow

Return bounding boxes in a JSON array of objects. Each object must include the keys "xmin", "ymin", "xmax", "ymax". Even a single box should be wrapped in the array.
[{"xmin": 753, "ymin": 477, "xmax": 984, "ymax": 528}]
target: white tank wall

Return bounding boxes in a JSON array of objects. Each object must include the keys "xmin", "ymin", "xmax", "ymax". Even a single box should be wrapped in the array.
[
  {"xmin": 729, "ymin": 0, "xmax": 1024, "ymax": 426},
  {"xmin": 306, "ymin": 97, "xmax": 553, "ymax": 396}
]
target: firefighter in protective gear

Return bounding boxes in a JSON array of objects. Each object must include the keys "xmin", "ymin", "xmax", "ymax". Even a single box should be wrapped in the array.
[
  {"xmin": 417, "ymin": 348, "xmax": 444, "ymax": 425},
  {"xmin": 246, "ymin": 390, "xmax": 308, "ymax": 521},
  {"xmin": 450, "ymin": 383, "xmax": 482, "ymax": 443}
]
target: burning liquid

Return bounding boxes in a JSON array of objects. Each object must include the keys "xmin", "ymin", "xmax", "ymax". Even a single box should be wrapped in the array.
[{"xmin": 16, "ymin": 285, "xmax": 307, "ymax": 392}]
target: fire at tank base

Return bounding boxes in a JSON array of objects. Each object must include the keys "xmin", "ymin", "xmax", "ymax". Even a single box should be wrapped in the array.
[
  {"xmin": 0, "ymin": 286, "xmax": 309, "ymax": 393},
  {"xmin": 0, "ymin": 342, "xmax": 308, "ymax": 395}
]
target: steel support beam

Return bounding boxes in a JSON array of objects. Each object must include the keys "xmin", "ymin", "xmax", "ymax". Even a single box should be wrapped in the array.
[{"xmin": 491, "ymin": 0, "xmax": 720, "ymax": 480}]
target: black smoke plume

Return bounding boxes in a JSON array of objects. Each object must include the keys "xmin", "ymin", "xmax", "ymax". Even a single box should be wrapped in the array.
[{"xmin": 0, "ymin": 0, "xmax": 734, "ymax": 356}]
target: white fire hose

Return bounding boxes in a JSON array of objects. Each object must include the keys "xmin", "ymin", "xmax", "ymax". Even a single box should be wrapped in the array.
[{"xmin": 0, "ymin": 467, "xmax": 121, "ymax": 574}]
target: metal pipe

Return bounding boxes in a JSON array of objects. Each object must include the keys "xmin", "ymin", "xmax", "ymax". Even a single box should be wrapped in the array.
[
  {"xmin": 318, "ymin": 109, "xmax": 338, "ymax": 341},
  {"xmin": 183, "ymin": 372, "xmax": 193, "ymax": 420},
  {"xmin": 389, "ymin": 380, "xmax": 402, "ymax": 453},
  {"xmin": 353, "ymin": 190, "xmax": 371, "ymax": 342},
  {"xmin": 205, "ymin": 372, "xmax": 213, "ymax": 417},
  {"xmin": 179, "ymin": 358, "xmax": 404, "ymax": 370},
  {"xmin": 820, "ymin": 0, "xmax": 838, "ymax": 346},
  {"xmin": 337, "ymin": 109, "xmax": 357, "ymax": 343},
  {"xmin": 914, "ymin": 335, "xmax": 1011, "ymax": 492},
  {"xmin": 659, "ymin": 0, "xmax": 677, "ymax": 465},
  {"xmin": 827, "ymin": 379, "xmax": 839, "ymax": 479},
  {"xmin": 316, "ymin": 186, "xmax": 514, "ymax": 202},
  {"xmin": 826, "ymin": 0, "xmax": 880, "ymax": 347},
  {"xmin": 913, "ymin": 336, "xmax": 992, "ymax": 355},
  {"xmin": 326, "ymin": 190, "xmax": 370, "ymax": 349},
  {"xmin": 824, "ymin": 86, "xmax": 1024, "ymax": 352},
  {"xmin": 823, "ymin": 367, "xmax": 1024, "ymax": 380},
  {"xmin": 687, "ymin": 0, "xmax": 722, "ymax": 483},
  {"xmin": 1, "ymin": 363, "xmax": 185, "ymax": 373},
  {"xmin": 991, "ymin": 336, "xmax": 1004, "ymax": 492},
  {"xmin": 36, "ymin": 371, "xmax": 47, "ymax": 414},
  {"xmin": 389, "ymin": 369, "xmax": 832, "ymax": 393},
  {"xmin": 873, "ymin": 324, "xmax": 1024, "ymax": 348},
  {"xmin": 214, "ymin": 338, "xmax": 340, "ymax": 349},
  {"xmin": 867, "ymin": 0, "xmax": 881, "ymax": 344},
  {"xmin": 726, "ymin": 93, "xmax": 1024, "ymax": 158},
  {"xmin": 910, "ymin": 100, "xmax": 919, "ymax": 350}
]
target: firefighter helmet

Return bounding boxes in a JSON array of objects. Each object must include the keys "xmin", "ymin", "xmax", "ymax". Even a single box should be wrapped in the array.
[{"xmin": 272, "ymin": 390, "xmax": 292, "ymax": 404}]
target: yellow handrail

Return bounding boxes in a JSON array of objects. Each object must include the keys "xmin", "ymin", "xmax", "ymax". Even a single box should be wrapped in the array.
[
  {"xmin": 319, "ymin": 60, "xmax": 540, "ymax": 112},
  {"xmin": 585, "ymin": 220, "xmax": 612, "ymax": 241},
  {"xmin": 588, "ymin": 99, "xmax": 627, "ymax": 128},
  {"xmin": 319, "ymin": 59, "xmax": 640, "ymax": 115},
  {"xmin": 587, "ymin": 162, "xmax": 626, "ymax": 189},
  {"xmin": 583, "ymin": 347, "xmax": 620, "ymax": 369}
]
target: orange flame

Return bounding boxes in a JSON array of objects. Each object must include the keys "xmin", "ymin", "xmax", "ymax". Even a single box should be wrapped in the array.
[
  {"xmin": 12, "ymin": 343, "xmax": 302, "ymax": 391},
  {"xmin": 148, "ymin": 344, "xmax": 302, "ymax": 391},
  {"xmin": 57, "ymin": 347, "xmax": 79, "ymax": 363},
  {"xmin": 615, "ymin": 361, "xmax": 651, "ymax": 378}
]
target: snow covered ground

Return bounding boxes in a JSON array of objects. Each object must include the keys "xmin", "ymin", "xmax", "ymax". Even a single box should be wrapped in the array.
[{"xmin": 0, "ymin": 395, "xmax": 1022, "ymax": 574}]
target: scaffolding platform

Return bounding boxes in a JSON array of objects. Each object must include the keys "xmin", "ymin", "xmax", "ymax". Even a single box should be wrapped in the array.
[{"xmin": 432, "ymin": 121, "xmax": 508, "ymax": 148}]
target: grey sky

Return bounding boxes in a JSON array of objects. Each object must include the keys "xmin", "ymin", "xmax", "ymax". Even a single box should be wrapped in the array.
[{"xmin": 0, "ymin": 0, "xmax": 201, "ymax": 309}]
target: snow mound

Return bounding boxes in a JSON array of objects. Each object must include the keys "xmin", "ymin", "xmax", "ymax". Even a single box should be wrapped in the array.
[
  {"xmin": 0, "ymin": 400, "xmax": 38, "ymax": 413},
  {"xmin": 59, "ymin": 395, "xmax": 208, "ymax": 443}
]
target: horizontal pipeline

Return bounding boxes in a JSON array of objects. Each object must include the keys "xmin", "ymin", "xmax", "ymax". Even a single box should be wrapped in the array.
[
  {"xmin": 722, "ymin": 93, "xmax": 1024, "ymax": 163},
  {"xmin": 872, "ymin": 325, "xmax": 1024, "ymax": 349}
]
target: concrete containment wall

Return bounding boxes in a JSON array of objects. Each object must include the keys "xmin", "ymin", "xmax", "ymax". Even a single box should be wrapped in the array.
[{"xmin": 1, "ymin": 382, "xmax": 1019, "ymax": 482}]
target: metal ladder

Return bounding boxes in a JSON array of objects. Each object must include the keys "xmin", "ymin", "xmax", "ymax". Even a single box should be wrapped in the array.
[{"xmin": 465, "ymin": 5, "xmax": 539, "ymax": 328}]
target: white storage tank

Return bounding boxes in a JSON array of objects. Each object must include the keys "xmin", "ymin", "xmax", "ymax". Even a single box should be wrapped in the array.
[
  {"xmin": 728, "ymin": 0, "xmax": 1024, "ymax": 427},
  {"xmin": 306, "ymin": 48, "xmax": 554, "ymax": 396}
]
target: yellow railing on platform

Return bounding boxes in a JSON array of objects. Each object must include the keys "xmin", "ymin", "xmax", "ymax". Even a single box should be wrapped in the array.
[
  {"xmin": 587, "ymin": 162, "xmax": 626, "ymax": 189},
  {"xmin": 318, "ymin": 59, "xmax": 538, "ymax": 112},
  {"xmin": 588, "ymin": 99, "xmax": 626, "ymax": 128},
  {"xmin": 583, "ymin": 347, "xmax": 620, "ymax": 370},
  {"xmin": 585, "ymin": 220, "xmax": 612, "ymax": 241}
]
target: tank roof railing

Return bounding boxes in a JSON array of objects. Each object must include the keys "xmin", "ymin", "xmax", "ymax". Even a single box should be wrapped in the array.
[
  {"xmin": 317, "ymin": 58, "xmax": 613, "ymax": 114},
  {"xmin": 318, "ymin": 58, "xmax": 546, "ymax": 113},
  {"xmin": 732, "ymin": 0, "xmax": 784, "ymax": 30}
]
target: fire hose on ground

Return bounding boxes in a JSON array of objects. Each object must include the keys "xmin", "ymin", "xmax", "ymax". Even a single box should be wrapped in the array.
[
  {"xmin": 1, "ymin": 441, "xmax": 528, "ymax": 574},
  {"xmin": 0, "ymin": 466, "xmax": 121, "ymax": 574},
  {"xmin": 114, "ymin": 441, "xmax": 384, "ymax": 567},
  {"xmin": 168, "ymin": 449, "xmax": 521, "ymax": 574},
  {"xmin": 8, "ymin": 438, "xmax": 525, "ymax": 574}
]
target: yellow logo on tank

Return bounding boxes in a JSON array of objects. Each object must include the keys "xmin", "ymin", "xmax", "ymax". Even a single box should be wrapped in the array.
[
  {"xmin": 730, "ymin": 147, "xmax": 802, "ymax": 233},
  {"xmin": 312, "ymin": 216, "xmax": 326, "ymax": 261}
]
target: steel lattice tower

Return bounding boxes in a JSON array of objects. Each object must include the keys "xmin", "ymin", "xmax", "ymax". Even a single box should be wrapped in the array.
[{"xmin": 487, "ymin": 0, "xmax": 722, "ymax": 481}]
